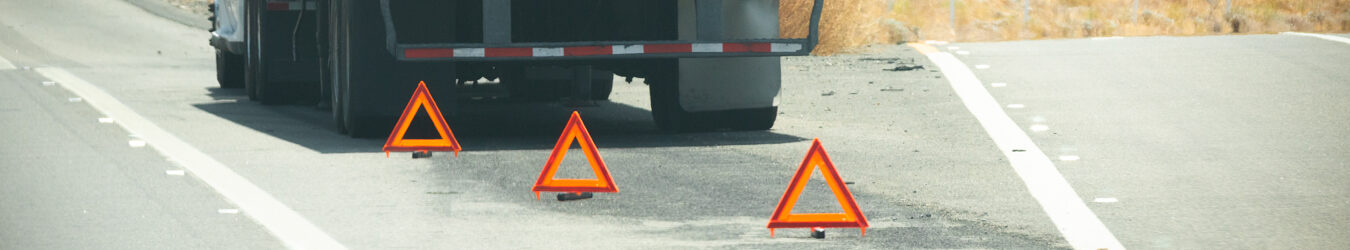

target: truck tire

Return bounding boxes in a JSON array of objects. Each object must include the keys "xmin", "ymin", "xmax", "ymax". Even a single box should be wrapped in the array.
[
  {"xmin": 324, "ymin": 0, "xmax": 346, "ymax": 133},
  {"xmin": 648, "ymin": 62, "xmax": 776, "ymax": 132},
  {"xmin": 242, "ymin": 0, "xmax": 261, "ymax": 101},
  {"xmin": 648, "ymin": 72, "xmax": 704, "ymax": 132},
  {"xmin": 211, "ymin": 2, "xmax": 244, "ymax": 89},
  {"xmin": 215, "ymin": 49, "xmax": 244, "ymax": 89},
  {"xmin": 336, "ymin": 0, "xmax": 456, "ymax": 138},
  {"xmin": 244, "ymin": 0, "xmax": 279, "ymax": 103},
  {"xmin": 245, "ymin": 0, "xmax": 313, "ymax": 105},
  {"xmin": 591, "ymin": 73, "xmax": 614, "ymax": 100}
]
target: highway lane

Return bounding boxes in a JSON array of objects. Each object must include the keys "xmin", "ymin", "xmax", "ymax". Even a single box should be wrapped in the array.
[
  {"xmin": 0, "ymin": 65, "xmax": 281, "ymax": 249},
  {"xmin": 14, "ymin": 0, "xmax": 1344, "ymax": 248},
  {"xmin": 1, "ymin": 0, "xmax": 1059, "ymax": 248},
  {"xmin": 949, "ymin": 34, "xmax": 1350, "ymax": 248}
]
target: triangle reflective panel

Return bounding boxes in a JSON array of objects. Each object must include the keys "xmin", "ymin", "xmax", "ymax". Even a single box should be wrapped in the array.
[
  {"xmin": 383, "ymin": 81, "xmax": 461, "ymax": 156},
  {"xmin": 532, "ymin": 111, "xmax": 618, "ymax": 199},
  {"xmin": 767, "ymin": 138, "xmax": 868, "ymax": 237}
]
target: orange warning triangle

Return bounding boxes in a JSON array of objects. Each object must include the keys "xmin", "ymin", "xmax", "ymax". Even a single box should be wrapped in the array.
[
  {"xmin": 767, "ymin": 138, "xmax": 868, "ymax": 237},
  {"xmin": 532, "ymin": 111, "xmax": 618, "ymax": 199},
  {"xmin": 383, "ymin": 81, "xmax": 461, "ymax": 156}
]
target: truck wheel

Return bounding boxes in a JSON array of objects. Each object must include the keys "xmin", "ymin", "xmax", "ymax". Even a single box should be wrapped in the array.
[
  {"xmin": 648, "ymin": 72, "xmax": 706, "ymax": 132},
  {"xmin": 246, "ymin": 0, "xmax": 314, "ymax": 106},
  {"xmin": 211, "ymin": 1, "xmax": 244, "ymax": 90},
  {"xmin": 325, "ymin": 0, "xmax": 346, "ymax": 134},
  {"xmin": 215, "ymin": 49, "xmax": 244, "ymax": 89},
  {"xmin": 243, "ymin": 0, "xmax": 262, "ymax": 101},
  {"xmin": 591, "ymin": 73, "xmax": 614, "ymax": 100},
  {"xmin": 648, "ymin": 64, "xmax": 776, "ymax": 132},
  {"xmin": 724, "ymin": 107, "xmax": 777, "ymax": 131},
  {"xmin": 243, "ymin": 0, "xmax": 274, "ymax": 103},
  {"xmin": 338, "ymin": 0, "xmax": 456, "ymax": 138}
]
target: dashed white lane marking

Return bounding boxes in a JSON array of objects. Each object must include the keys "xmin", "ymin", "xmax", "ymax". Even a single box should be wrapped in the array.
[
  {"xmin": 1029, "ymin": 124, "xmax": 1050, "ymax": 132},
  {"xmin": 98, "ymin": 117, "xmax": 115, "ymax": 124},
  {"xmin": 909, "ymin": 43, "xmax": 1125, "ymax": 250},
  {"xmin": 1093, "ymin": 198, "xmax": 1119, "ymax": 203},
  {"xmin": 67, "ymin": 97, "xmax": 83, "ymax": 102},
  {"xmin": 128, "ymin": 139, "xmax": 147, "ymax": 148},
  {"xmin": 35, "ymin": 68, "xmax": 347, "ymax": 250},
  {"xmin": 925, "ymin": 40, "xmax": 950, "ymax": 45},
  {"xmin": 218, "ymin": 208, "xmax": 241, "ymax": 214},
  {"xmin": 166, "ymin": 170, "xmax": 186, "ymax": 176},
  {"xmin": 1059, "ymin": 155, "xmax": 1081, "ymax": 161},
  {"xmin": 975, "ymin": 64, "xmax": 990, "ymax": 69},
  {"xmin": 0, "ymin": 54, "xmax": 15, "ymax": 70},
  {"xmin": 1281, "ymin": 32, "xmax": 1350, "ymax": 45},
  {"xmin": 991, "ymin": 82, "xmax": 1007, "ymax": 88},
  {"xmin": 1006, "ymin": 104, "xmax": 1025, "ymax": 109},
  {"xmin": 42, "ymin": 81, "xmax": 57, "ymax": 86}
]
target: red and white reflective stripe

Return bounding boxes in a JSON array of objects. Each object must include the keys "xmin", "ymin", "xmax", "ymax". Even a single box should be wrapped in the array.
[
  {"xmin": 266, "ymin": 0, "xmax": 316, "ymax": 11},
  {"xmin": 405, "ymin": 42, "xmax": 803, "ymax": 59}
]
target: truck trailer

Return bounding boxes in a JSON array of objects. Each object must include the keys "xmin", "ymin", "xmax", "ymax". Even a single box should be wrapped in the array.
[{"xmin": 210, "ymin": 0, "xmax": 822, "ymax": 137}]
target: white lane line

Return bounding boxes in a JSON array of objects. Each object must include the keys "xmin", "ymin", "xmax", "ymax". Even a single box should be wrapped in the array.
[
  {"xmin": 910, "ymin": 44, "xmax": 1125, "ymax": 250},
  {"xmin": 990, "ymin": 82, "xmax": 1007, "ymax": 88},
  {"xmin": 1059, "ymin": 155, "xmax": 1081, "ymax": 161},
  {"xmin": 1029, "ymin": 124, "xmax": 1050, "ymax": 132},
  {"xmin": 1281, "ymin": 32, "xmax": 1350, "ymax": 45},
  {"xmin": 1006, "ymin": 104, "xmax": 1025, "ymax": 109},
  {"xmin": 166, "ymin": 169, "xmax": 186, "ymax": 176},
  {"xmin": 0, "ymin": 54, "xmax": 15, "ymax": 70},
  {"xmin": 35, "ymin": 68, "xmax": 346, "ymax": 250}
]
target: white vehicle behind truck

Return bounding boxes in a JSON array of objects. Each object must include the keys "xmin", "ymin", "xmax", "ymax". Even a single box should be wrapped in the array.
[{"xmin": 209, "ymin": 0, "xmax": 823, "ymax": 137}]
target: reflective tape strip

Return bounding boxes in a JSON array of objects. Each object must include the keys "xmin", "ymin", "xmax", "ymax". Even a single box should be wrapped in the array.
[
  {"xmin": 485, "ymin": 47, "xmax": 531, "ymax": 57},
  {"xmin": 565, "ymin": 46, "xmax": 612, "ymax": 56},
  {"xmin": 612, "ymin": 45, "xmax": 644, "ymax": 55},
  {"xmin": 266, "ymin": 1, "xmax": 316, "ymax": 11},
  {"xmin": 644, "ymin": 44, "xmax": 692, "ymax": 54},
  {"xmin": 454, "ymin": 48, "xmax": 484, "ymax": 58},
  {"xmin": 532, "ymin": 47, "xmax": 564, "ymax": 57},
  {"xmin": 403, "ymin": 42, "xmax": 805, "ymax": 59},
  {"xmin": 771, "ymin": 43, "xmax": 803, "ymax": 53},
  {"xmin": 692, "ymin": 43, "xmax": 723, "ymax": 53}
]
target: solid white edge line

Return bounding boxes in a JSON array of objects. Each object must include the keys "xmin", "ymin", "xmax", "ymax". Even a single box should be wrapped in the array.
[
  {"xmin": 1281, "ymin": 32, "xmax": 1350, "ymax": 45},
  {"xmin": 35, "ymin": 68, "xmax": 347, "ymax": 250},
  {"xmin": 0, "ymin": 54, "xmax": 15, "ymax": 70},
  {"xmin": 914, "ymin": 48, "xmax": 1125, "ymax": 250}
]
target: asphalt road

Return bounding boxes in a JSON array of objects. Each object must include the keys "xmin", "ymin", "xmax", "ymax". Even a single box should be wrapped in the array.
[
  {"xmin": 1, "ymin": 0, "xmax": 1346, "ymax": 249},
  {"xmin": 949, "ymin": 34, "xmax": 1350, "ymax": 249}
]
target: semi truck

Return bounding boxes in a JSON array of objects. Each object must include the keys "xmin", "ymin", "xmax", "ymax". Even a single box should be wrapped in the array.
[{"xmin": 210, "ymin": 0, "xmax": 822, "ymax": 137}]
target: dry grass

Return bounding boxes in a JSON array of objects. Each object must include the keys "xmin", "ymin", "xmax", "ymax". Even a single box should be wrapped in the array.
[
  {"xmin": 782, "ymin": 0, "xmax": 1350, "ymax": 54},
  {"xmin": 780, "ymin": 0, "xmax": 891, "ymax": 55}
]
